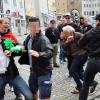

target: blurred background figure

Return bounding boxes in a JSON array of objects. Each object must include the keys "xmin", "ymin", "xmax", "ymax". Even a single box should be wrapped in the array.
[
  {"xmin": 45, "ymin": 20, "xmax": 60, "ymax": 68},
  {"xmin": 57, "ymin": 17, "xmax": 67, "ymax": 64}
]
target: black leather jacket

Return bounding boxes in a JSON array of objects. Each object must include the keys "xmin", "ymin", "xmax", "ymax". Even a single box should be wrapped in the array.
[
  {"xmin": 79, "ymin": 24, "xmax": 100, "ymax": 57},
  {"xmin": 19, "ymin": 32, "xmax": 53, "ymax": 76}
]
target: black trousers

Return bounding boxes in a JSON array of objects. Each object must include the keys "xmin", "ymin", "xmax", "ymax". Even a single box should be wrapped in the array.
[
  {"xmin": 67, "ymin": 55, "xmax": 73, "ymax": 75},
  {"xmin": 79, "ymin": 57, "xmax": 100, "ymax": 100}
]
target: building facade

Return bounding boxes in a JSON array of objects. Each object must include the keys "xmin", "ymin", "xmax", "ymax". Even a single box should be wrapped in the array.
[
  {"xmin": 55, "ymin": 0, "xmax": 68, "ymax": 18},
  {"xmin": 25, "ymin": 0, "xmax": 36, "ymax": 17},
  {"xmin": 55, "ymin": 0, "xmax": 82, "ymax": 19},
  {"xmin": 0, "ymin": 0, "xmax": 26, "ymax": 35},
  {"xmin": 67, "ymin": 0, "xmax": 82, "ymax": 16},
  {"xmin": 82, "ymin": 0, "xmax": 100, "ymax": 17}
]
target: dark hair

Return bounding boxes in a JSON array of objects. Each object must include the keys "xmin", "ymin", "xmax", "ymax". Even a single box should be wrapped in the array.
[
  {"xmin": 50, "ymin": 20, "xmax": 56, "ymax": 24},
  {"xmin": 95, "ymin": 13, "xmax": 100, "ymax": 21},
  {"xmin": 28, "ymin": 17, "xmax": 40, "ymax": 25},
  {"xmin": 80, "ymin": 16, "xmax": 84, "ymax": 19}
]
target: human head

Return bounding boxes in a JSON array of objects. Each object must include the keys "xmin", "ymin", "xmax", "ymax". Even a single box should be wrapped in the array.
[
  {"xmin": 28, "ymin": 17, "xmax": 41, "ymax": 37},
  {"xmin": 84, "ymin": 18, "xmax": 89, "ymax": 25},
  {"xmin": 80, "ymin": 16, "xmax": 84, "ymax": 25},
  {"xmin": 60, "ymin": 17, "xmax": 66, "ymax": 25},
  {"xmin": 1, "ymin": 17, "xmax": 9, "ymax": 33},
  {"xmin": 49, "ymin": 20, "xmax": 56, "ymax": 28},
  {"xmin": 61, "ymin": 25, "xmax": 75, "ymax": 39},
  {"xmin": 63, "ymin": 13, "xmax": 72, "ymax": 24},
  {"xmin": 95, "ymin": 13, "xmax": 100, "ymax": 25}
]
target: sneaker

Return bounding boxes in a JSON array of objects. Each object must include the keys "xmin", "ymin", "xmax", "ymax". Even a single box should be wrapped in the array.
[
  {"xmin": 71, "ymin": 86, "xmax": 81, "ymax": 94},
  {"xmin": 54, "ymin": 63, "xmax": 60, "ymax": 68},
  {"xmin": 90, "ymin": 82, "xmax": 98, "ymax": 93},
  {"xmin": 71, "ymin": 88, "xmax": 79, "ymax": 94}
]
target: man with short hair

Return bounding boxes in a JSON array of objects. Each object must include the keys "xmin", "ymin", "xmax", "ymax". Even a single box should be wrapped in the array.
[
  {"xmin": 19, "ymin": 17, "xmax": 53, "ymax": 100},
  {"xmin": 82, "ymin": 18, "xmax": 93, "ymax": 34},
  {"xmin": 45, "ymin": 20, "xmax": 60, "ymax": 67}
]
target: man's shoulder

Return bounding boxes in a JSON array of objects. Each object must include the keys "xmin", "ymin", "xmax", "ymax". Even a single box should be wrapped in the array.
[{"xmin": 39, "ymin": 34, "xmax": 50, "ymax": 42}]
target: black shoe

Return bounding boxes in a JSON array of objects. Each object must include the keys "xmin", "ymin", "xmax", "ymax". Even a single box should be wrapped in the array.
[
  {"xmin": 54, "ymin": 63, "xmax": 60, "ymax": 68},
  {"xmin": 90, "ymin": 82, "xmax": 98, "ymax": 93},
  {"xmin": 15, "ymin": 96, "xmax": 23, "ymax": 100},
  {"xmin": 0, "ymin": 98, "xmax": 4, "ymax": 100},
  {"xmin": 63, "ymin": 59, "xmax": 67, "ymax": 62}
]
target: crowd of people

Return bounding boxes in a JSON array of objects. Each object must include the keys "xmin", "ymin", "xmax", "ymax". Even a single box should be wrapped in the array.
[{"xmin": 0, "ymin": 12, "xmax": 100, "ymax": 100}]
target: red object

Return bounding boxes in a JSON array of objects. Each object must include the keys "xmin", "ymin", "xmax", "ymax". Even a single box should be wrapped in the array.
[
  {"xmin": 3, "ymin": 31, "xmax": 18, "ymax": 43},
  {"xmin": 12, "ymin": 12, "xmax": 17, "ymax": 17}
]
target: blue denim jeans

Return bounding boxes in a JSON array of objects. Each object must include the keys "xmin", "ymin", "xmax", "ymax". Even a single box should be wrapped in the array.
[
  {"xmin": 29, "ymin": 71, "xmax": 52, "ymax": 99},
  {"xmin": 0, "ymin": 74, "xmax": 33, "ymax": 100},
  {"xmin": 70, "ymin": 53, "xmax": 88, "ymax": 89}
]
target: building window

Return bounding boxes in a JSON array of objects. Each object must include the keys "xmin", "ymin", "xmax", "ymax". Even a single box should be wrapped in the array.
[
  {"xmin": 84, "ymin": 11, "xmax": 86, "ymax": 15},
  {"xmin": 92, "ymin": 11, "xmax": 94, "ymax": 16},
  {"xmin": 21, "ymin": 20, "xmax": 25, "ymax": 27},
  {"xmin": 87, "ymin": 4, "xmax": 88, "ymax": 7},
  {"xmin": 89, "ymin": 11, "xmax": 91, "ymax": 15},
  {"xmin": 84, "ymin": 4, "xmax": 85, "ymax": 7}
]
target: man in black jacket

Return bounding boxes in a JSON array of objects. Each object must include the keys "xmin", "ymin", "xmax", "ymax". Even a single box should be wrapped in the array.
[
  {"xmin": 19, "ymin": 17, "xmax": 53, "ymax": 100},
  {"xmin": 79, "ymin": 14, "xmax": 100, "ymax": 100},
  {"xmin": 45, "ymin": 20, "xmax": 59, "ymax": 67},
  {"xmin": 82, "ymin": 18, "xmax": 93, "ymax": 34}
]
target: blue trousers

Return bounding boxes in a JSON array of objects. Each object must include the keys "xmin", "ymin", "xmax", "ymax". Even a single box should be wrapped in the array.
[
  {"xmin": 70, "ymin": 54, "xmax": 88, "ymax": 90},
  {"xmin": 0, "ymin": 74, "xmax": 33, "ymax": 100}
]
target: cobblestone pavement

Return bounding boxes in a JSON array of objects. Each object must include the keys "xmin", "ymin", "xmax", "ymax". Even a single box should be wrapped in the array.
[
  {"xmin": 4, "ymin": 59, "xmax": 100, "ymax": 100},
  {"xmin": 3, "ymin": 35, "xmax": 100, "ymax": 100}
]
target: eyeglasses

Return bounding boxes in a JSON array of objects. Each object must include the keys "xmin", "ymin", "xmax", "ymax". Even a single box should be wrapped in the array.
[{"xmin": 66, "ymin": 17, "xmax": 71, "ymax": 19}]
